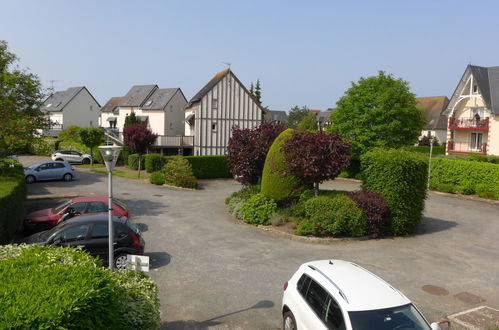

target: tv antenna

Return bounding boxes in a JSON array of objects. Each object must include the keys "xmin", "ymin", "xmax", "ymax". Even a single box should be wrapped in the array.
[
  {"xmin": 222, "ymin": 62, "xmax": 231, "ymax": 70},
  {"xmin": 48, "ymin": 80, "xmax": 59, "ymax": 93}
]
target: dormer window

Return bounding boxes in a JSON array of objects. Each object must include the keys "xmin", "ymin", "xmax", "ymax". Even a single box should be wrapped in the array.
[
  {"xmin": 46, "ymin": 103, "xmax": 52, "ymax": 108},
  {"xmin": 145, "ymin": 100, "xmax": 153, "ymax": 106}
]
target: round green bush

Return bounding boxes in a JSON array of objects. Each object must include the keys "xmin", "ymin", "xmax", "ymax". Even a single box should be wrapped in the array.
[
  {"xmin": 162, "ymin": 157, "xmax": 197, "ymax": 189},
  {"xmin": 261, "ymin": 129, "xmax": 307, "ymax": 202},
  {"xmin": 227, "ymin": 196, "xmax": 247, "ymax": 219},
  {"xmin": 150, "ymin": 171, "xmax": 165, "ymax": 185},
  {"xmin": 304, "ymin": 195, "xmax": 366, "ymax": 237},
  {"xmin": 239, "ymin": 193, "xmax": 277, "ymax": 225},
  {"xmin": 294, "ymin": 219, "xmax": 318, "ymax": 236},
  {"xmin": 0, "ymin": 245, "xmax": 160, "ymax": 330}
]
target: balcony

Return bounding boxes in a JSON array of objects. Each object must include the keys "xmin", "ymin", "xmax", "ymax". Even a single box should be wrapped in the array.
[
  {"xmin": 448, "ymin": 117, "xmax": 489, "ymax": 130},
  {"xmin": 153, "ymin": 136, "xmax": 194, "ymax": 147},
  {"xmin": 447, "ymin": 141, "xmax": 487, "ymax": 155}
]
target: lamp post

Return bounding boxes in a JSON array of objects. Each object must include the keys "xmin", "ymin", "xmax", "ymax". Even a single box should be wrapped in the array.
[
  {"xmin": 427, "ymin": 138, "xmax": 433, "ymax": 190},
  {"xmin": 98, "ymin": 145, "xmax": 122, "ymax": 270}
]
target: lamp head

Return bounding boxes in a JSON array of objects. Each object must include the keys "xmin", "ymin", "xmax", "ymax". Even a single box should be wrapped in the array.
[{"xmin": 98, "ymin": 145, "xmax": 122, "ymax": 172}]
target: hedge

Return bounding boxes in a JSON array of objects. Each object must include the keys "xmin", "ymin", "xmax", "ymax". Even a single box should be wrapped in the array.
[
  {"xmin": 430, "ymin": 158, "xmax": 499, "ymax": 199},
  {"xmin": 402, "ymin": 145, "xmax": 445, "ymax": 155},
  {"xmin": 0, "ymin": 158, "xmax": 26, "ymax": 244},
  {"xmin": 184, "ymin": 155, "xmax": 232, "ymax": 179},
  {"xmin": 0, "ymin": 245, "xmax": 160, "ymax": 329},
  {"xmin": 361, "ymin": 149, "xmax": 428, "ymax": 235},
  {"xmin": 261, "ymin": 129, "xmax": 307, "ymax": 202},
  {"xmin": 144, "ymin": 153, "xmax": 167, "ymax": 173},
  {"xmin": 127, "ymin": 154, "xmax": 145, "ymax": 171}
]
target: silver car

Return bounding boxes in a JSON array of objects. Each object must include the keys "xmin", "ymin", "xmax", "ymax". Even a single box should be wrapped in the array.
[
  {"xmin": 52, "ymin": 150, "xmax": 92, "ymax": 164},
  {"xmin": 24, "ymin": 161, "xmax": 75, "ymax": 184}
]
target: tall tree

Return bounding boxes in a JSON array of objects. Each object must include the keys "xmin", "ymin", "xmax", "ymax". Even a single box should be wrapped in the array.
[
  {"xmin": 327, "ymin": 71, "xmax": 425, "ymax": 158},
  {"xmin": 80, "ymin": 127, "xmax": 104, "ymax": 164},
  {"xmin": 297, "ymin": 113, "xmax": 318, "ymax": 132},
  {"xmin": 123, "ymin": 124, "xmax": 157, "ymax": 178},
  {"xmin": 124, "ymin": 112, "xmax": 141, "ymax": 129},
  {"xmin": 226, "ymin": 122, "xmax": 286, "ymax": 185},
  {"xmin": 0, "ymin": 40, "xmax": 47, "ymax": 156},
  {"xmin": 249, "ymin": 82, "xmax": 255, "ymax": 98},
  {"xmin": 285, "ymin": 106, "xmax": 310, "ymax": 129},
  {"xmin": 254, "ymin": 79, "xmax": 262, "ymax": 104},
  {"xmin": 282, "ymin": 131, "xmax": 350, "ymax": 196}
]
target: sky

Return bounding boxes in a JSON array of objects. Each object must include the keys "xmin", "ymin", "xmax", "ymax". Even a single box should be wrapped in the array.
[{"xmin": 2, "ymin": 0, "xmax": 499, "ymax": 111}]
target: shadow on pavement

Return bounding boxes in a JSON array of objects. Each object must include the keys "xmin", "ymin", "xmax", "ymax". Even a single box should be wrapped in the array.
[
  {"xmin": 145, "ymin": 251, "xmax": 171, "ymax": 269},
  {"xmin": 417, "ymin": 217, "xmax": 458, "ymax": 235},
  {"xmin": 161, "ymin": 300, "xmax": 275, "ymax": 330},
  {"xmin": 26, "ymin": 169, "xmax": 105, "ymax": 197}
]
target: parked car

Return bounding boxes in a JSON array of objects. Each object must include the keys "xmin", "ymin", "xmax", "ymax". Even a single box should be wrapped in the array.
[
  {"xmin": 282, "ymin": 260, "xmax": 448, "ymax": 330},
  {"xmin": 52, "ymin": 150, "xmax": 92, "ymax": 164},
  {"xmin": 24, "ymin": 161, "xmax": 75, "ymax": 184},
  {"xmin": 24, "ymin": 196, "xmax": 129, "ymax": 232},
  {"xmin": 19, "ymin": 214, "xmax": 145, "ymax": 269}
]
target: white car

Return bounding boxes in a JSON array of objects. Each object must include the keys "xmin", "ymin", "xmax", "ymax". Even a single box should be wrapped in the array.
[
  {"xmin": 52, "ymin": 150, "xmax": 92, "ymax": 164},
  {"xmin": 282, "ymin": 260, "xmax": 448, "ymax": 330}
]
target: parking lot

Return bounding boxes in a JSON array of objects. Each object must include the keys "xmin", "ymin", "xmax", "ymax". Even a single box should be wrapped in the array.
[{"xmin": 19, "ymin": 156, "xmax": 499, "ymax": 329}]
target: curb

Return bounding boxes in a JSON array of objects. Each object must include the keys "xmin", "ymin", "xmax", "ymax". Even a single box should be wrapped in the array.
[{"xmin": 428, "ymin": 190, "xmax": 499, "ymax": 206}]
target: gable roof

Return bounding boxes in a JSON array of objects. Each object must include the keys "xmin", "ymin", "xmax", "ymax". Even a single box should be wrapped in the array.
[
  {"xmin": 416, "ymin": 96, "xmax": 449, "ymax": 130},
  {"xmin": 446, "ymin": 65, "xmax": 499, "ymax": 115},
  {"xmin": 121, "ymin": 85, "xmax": 158, "ymax": 107},
  {"xmin": 41, "ymin": 87, "xmax": 85, "ymax": 111},
  {"xmin": 141, "ymin": 88, "xmax": 180, "ymax": 110},
  {"xmin": 187, "ymin": 69, "xmax": 230, "ymax": 107},
  {"xmin": 100, "ymin": 97, "xmax": 125, "ymax": 113},
  {"xmin": 270, "ymin": 110, "xmax": 288, "ymax": 122}
]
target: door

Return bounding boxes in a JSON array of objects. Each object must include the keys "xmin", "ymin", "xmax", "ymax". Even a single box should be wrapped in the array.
[
  {"xmin": 470, "ymin": 133, "xmax": 483, "ymax": 151},
  {"xmin": 35, "ymin": 163, "xmax": 52, "ymax": 180},
  {"xmin": 84, "ymin": 223, "xmax": 129, "ymax": 265}
]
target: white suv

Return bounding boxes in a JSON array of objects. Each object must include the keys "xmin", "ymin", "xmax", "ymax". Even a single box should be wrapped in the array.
[
  {"xmin": 282, "ymin": 260, "xmax": 447, "ymax": 330},
  {"xmin": 52, "ymin": 150, "xmax": 92, "ymax": 164}
]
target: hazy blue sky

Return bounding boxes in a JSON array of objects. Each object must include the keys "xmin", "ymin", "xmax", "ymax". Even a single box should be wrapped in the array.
[{"xmin": 2, "ymin": 0, "xmax": 498, "ymax": 110}]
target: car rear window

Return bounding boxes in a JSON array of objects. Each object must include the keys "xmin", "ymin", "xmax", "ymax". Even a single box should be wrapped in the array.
[
  {"xmin": 125, "ymin": 220, "xmax": 140, "ymax": 235},
  {"xmin": 113, "ymin": 198, "xmax": 128, "ymax": 211}
]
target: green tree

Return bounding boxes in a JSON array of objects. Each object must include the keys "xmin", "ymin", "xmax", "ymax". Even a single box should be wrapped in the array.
[
  {"xmin": 254, "ymin": 79, "xmax": 262, "ymax": 104},
  {"xmin": 297, "ymin": 113, "xmax": 318, "ymax": 132},
  {"xmin": 285, "ymin": 106, "xmax": 309, "ymax": 129},
  {"xmin": 79, "ymin": 127, "xmax": 104, "ymax": 164},
  {"xmin": 327, "ymin": 71, "xmax": 425, "ymax": 158},
  {"xmin": 124, "ymin": 112, "xmax": 141, "ymax": 129},
  {"xmin": 0, "ymin": 40, "xmax": 47, "ymax": 156}
]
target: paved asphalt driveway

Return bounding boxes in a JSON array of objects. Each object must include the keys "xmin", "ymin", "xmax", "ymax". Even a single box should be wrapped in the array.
[{"xmin": 20, "ymin": 156, "xmax": 499, "ymax": 329}]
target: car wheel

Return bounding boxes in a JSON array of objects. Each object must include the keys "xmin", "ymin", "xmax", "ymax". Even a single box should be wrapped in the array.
[
  {"xmin": 283, "ymin": 311, "xmax": 297, "ymax": 330},
  {"xmin": 35, "ymin": 223, "xmax": 52, "ymax": 232},
  {"xmin": 63, "ymin": 173, "xmax": 73, "ymax": 181},
  {"xmin": 55, "ymin": 158, "xmax": 63, "ymax": 161},
  {"xmin": 114, "ymin": 253, "xmax": 128, "ymax": 270},
  {"xmin": 26, "ymin": 175, "xmax": 35, "ymax": 184},
  {"xmin": 82, "ymin": 158, "xmax": 90, "ymax": 165}
]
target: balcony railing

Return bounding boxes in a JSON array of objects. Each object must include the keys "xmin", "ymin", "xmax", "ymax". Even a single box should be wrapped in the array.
[
  {"xmin": 447, "ymin": 141, "xmax": 487, "ymax": 155},
  {"xmin": 154, "ymin": 136, "xmax": 194, "ymax": 147},
  {"xmin": 448, "ymin": 117, "xmax": 489, "ymax": 130}
]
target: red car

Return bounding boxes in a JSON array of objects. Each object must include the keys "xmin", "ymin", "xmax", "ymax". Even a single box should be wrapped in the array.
[{"xmin": 24, "ymin": 196, "xmax": 129, "ymax": 232}]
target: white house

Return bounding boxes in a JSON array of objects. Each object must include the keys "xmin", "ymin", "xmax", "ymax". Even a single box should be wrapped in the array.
[
  {"xmin": 443, "ymin": 64, "xmax": 499, "ymax": 156},
  {"xmin": 184, "ymin": 69, "xmax": 268, "ymax": 155},
  {"xmin": 416, "ymin": 96, "xmax": 449, "ymax": 144},
  {"xmin": 41, "ymin": 87, "xmax": 100, "ymax": 136}
]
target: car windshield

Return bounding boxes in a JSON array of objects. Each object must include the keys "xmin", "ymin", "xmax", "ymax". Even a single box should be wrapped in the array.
[
  {"xmin": 39, "ymin": 223, "xmax": 67, "ymax": 241},
  {"xmin": 53, "ymin": 200, "xmax": 72, "ymax": 213},
  {"xmin": 349, "ymin": 304, "xmax": 430, "ymax": 330}
]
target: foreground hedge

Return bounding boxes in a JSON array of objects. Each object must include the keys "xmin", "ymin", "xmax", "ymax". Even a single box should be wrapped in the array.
[
  {"xmin": 361, "ymin": 149, "xmax": 428, "ymax": 235},
  {"xmin": 0, "ymin": 159, "xmax": 26, "ymax": 244},
  {"xmin": 430, "ymin": 158, "xmax": 499, "ymax": 199},
  {"xmin": 0, "ymin": 245, "xmax": 160, "ymax": 329}
]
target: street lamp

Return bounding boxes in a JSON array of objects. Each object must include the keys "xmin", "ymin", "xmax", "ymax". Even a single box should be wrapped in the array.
[{"xmin": 99, "ymin": 145, "xmax": 122, "ymax": 270}]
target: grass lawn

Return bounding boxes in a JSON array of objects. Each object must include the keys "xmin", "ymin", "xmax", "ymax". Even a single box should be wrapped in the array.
[
  {"xmin": 75, "ymin": 164, "xmax": 106, "ymax": 169},
  {"xmin": 91, "ymin": 169, "xmax": 150, "ymax": 180}
]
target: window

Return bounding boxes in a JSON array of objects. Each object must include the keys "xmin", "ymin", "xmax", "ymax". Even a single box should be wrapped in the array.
[
  {"xmin": 297, "ymin": 274, "xmax": 311, "ymax": 296},
  {"xmin": 324, "ymin": 296, "xmax": 346, "ymax": 330},
  {"xmin": 71, "ymin": 202, "xmax": 87, "ymax": 213},
  {"xmin": 145, "ymin": 100, "xmax": 153, "ymax": 106},
  {"xmin": 471, "ymin": 107, "xmax": 484, "ymax": 118},
  {"xmin": 38, "ymin": 163, "xmax": 51, "ymax": 171},
  {"xmin": 46, "ymin": 103, "xmax": 52, "ymax": 108},
  {"xmin": 470, "ymin": 133, "xmax": 483, "ymax": 151},
  {"xmin": 170, "ymin": 122, "xmax": 173, "ymax": 129},
  {"xmin": 305, "ymin": 280, "xmax": 329, "ymax": 320},
  {"xmin": 55, "ymin": 225, "xmax": 88, "ymax": 243},
  {"xmin": 212, "ymin": 99, "xmax": 218, "ymax": 109},
  {"xmin": 91, "ymin": 223, "xmax": 108, "ymax": 239},
  {"xmin": 87, "ymin": 202, "xmax": 108, "ymax": 213},
  {"xmin": 52, "ymin": 163, "xmax": 65, "ymax": 169},
  {"xmin": 170, "ymin": 105, "xmax": 173, "ymax": 112},
  {"xmin": 212, "ymin": 123, "xmax": 217, "ymax": 132},
  {"xmin": 473, "ymin": 84, "xmax": 478, "ymax": 93},
  {"xmin": 90, "ymin": 105, "xmax": 93, "ymax": 111}
]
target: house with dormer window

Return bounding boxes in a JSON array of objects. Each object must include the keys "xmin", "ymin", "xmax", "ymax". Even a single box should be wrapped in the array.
[
  {"xmin": 443, "ymin": 65, "xmax": 499, "ymax": 156},
  {"xmin": 41, "ymin": 86, "xmax": 100, "ymax": 136}
]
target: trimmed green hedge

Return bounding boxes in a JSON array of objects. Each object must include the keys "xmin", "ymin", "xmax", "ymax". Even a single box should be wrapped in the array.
[
  {"xmin": 144, "ymin": 153, "xmax": 167, "ymax": 173},
  {"xmin": 430, "ymin": 158, "xmax": 499, "ymax": 199},
  {"xmin": 184, "ymin": 155, "xmax": 232, "ymax": 179},
  {"xmin": 127, "ymin": 154, "xmax": 145, "ymax": 171},
  {"xmin": 0, "ymin": 245, "xmax": 160, "ymax": 329},
  {"xmin": 402, "ymin": 145, "xmax": 445, "ymax": 155},
  {"xmin": 261, "ymin": 129, "xmax": 307, "ymax": 202},
  {"xmin": 0, "ymin": 159, "xmax": 26, "ymax": 244},
  {"xmin": 361, "ymin": 149, "xmax": 428, "ymax": 235}
]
